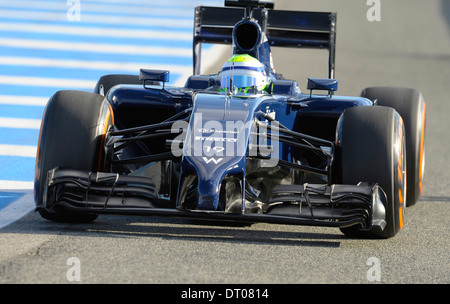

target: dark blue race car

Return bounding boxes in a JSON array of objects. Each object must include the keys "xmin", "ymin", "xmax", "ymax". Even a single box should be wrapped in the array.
[{"xmin": 34, "ymin": 0, "xmax": 426, "ymax": 238}]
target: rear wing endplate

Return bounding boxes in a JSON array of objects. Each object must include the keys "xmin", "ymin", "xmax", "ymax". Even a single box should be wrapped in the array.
[{"xmin": 193, "ymin": 6, "xmax": 337, "ymax": 78}]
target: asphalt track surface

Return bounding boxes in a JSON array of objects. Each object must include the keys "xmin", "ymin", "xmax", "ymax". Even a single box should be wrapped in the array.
[{"xmin": 0, "ymin": 0, "xmax": 449, "ymax": 287}]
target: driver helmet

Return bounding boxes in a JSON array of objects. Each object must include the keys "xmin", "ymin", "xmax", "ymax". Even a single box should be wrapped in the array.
[{"xmin": 219, "ymin": 54, "xmax": 269, "ymax": 93}]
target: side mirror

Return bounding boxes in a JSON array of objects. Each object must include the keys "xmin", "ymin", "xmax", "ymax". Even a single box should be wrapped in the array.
[
  {"xmin": 140, "ymin": 69, "xmax": 170, "ymax": 89},
  {"xmin": 307, "ymin": 78, "xmax": 338, "ymax": 97}
]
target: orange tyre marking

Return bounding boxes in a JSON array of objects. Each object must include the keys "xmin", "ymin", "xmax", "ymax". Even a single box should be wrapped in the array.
[
  {"xmin": 418, "ymin": 102, "xmax": 426, "ymax": 195},
  {"xmin": 97, "ymin": 103, "xmax": 114, "ymax": 172}
]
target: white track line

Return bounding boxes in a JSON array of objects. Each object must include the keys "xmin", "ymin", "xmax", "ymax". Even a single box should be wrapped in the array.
[
  {"xmin": 0, "ymin": 145, "xmax": 37, "ymax": 157},
  {"xmin": 0, "ymin": 22, "xmax": 191, "ymax": 41},
  {"xmin": 0, "ymin": 75, "xmax": 96, "ymax": 89},
  {"xmin": 0, "ymin": 56, "xmax": 192, "ymax": 76},
  {"xmin": 0, "ymin": 190, "xmax": 35, "ymax": 229},
  {"xmin": 0, "ymin": 117, "xmax": 41, "ymax": 129},
  {"xmin": 0, "ymin": 9, "xmax": 194, "ymax": 28},
  {"xmin": 0, "ymin": 181, "xmax": 34, "ymax": 190},
  {"xmin": 0, "ymin": 95, "xmax": 48, "ymax": 106},
  {"xmin": 0, "ymin": 1, "xmax": 194, "ymax": 18},
  {"xmin": 0, "ymin": 38, "xmax": 192, "ymax": 57},
  {"xmin": 81, "ymin": 0, "xmax": 219, "ymax": 6}
]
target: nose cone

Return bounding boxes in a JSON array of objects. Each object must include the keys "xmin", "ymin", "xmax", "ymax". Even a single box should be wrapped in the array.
[{"xmin": 178, "ymin": 93, "xmax": 259, "ymax": 211}]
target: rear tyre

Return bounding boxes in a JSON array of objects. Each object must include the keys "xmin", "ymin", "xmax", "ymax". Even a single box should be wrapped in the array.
[
  {"xmin": 337, "ymin": 106, "xmax": 406, "ymax": 238},
  {"xmin": 34, "ymin": 90, "xmax": 114, "ymax": 223},
  {"xmin": 94, "ymin": 74, "xmax": 142, "ymax": 96},
  {"xmin": 361, "ymin": 87, "xmax": 426, "ymax": 206}
]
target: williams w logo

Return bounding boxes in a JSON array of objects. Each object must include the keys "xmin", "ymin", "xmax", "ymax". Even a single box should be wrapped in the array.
[{"xmin": 202, "ymin": 157, "xmax": 223, "ymax": 164}]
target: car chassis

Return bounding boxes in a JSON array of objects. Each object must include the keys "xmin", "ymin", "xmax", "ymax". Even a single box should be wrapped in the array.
[{"xmin": 35, "ymin": 0, "xmax": 427, "ymax": 238}]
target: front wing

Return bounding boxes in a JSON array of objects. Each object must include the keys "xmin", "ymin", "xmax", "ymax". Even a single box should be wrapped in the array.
[{"xmin": 40, "ymin": 168, "xmax": 387, "ymax": 231}]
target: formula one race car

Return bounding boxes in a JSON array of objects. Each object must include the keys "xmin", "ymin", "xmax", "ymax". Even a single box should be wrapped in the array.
[{"xmin": 34, "ymin": 0, "xmax": 426, "ymax": 238}]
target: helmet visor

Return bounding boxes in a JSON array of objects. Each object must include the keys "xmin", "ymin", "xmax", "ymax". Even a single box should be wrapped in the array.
[{"xmin": 220, "ymin": 75, "xmax": 258, "ymax": 90}]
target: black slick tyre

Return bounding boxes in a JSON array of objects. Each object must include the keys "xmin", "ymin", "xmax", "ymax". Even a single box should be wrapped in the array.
[
  {"xmin": 337, "ymin": 106, "xmax": 406, "ymax": 238},
  {"xmin": 34, "ymin": 90, "xmax": 114, "ymax": 223},
  {"xmin": 361, "ymin": 87, "xmax": 426, "ymax": 206}
]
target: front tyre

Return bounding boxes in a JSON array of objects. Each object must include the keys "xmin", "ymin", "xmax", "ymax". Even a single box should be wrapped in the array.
[
  {"xmin": 337, "ymin": 106, "xmax": 406, "ymax": 238},
  {"xmin": 361, "ymin": 87, "xmax": 426, "ymax": 206},
  {"xmin": 34, "ymin": 90, "xmax": 114, "ymax": 222}
]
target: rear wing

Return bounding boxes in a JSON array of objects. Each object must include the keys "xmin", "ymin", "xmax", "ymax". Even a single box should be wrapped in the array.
[{"xmin": 193, "ymin": 5, "xmax": 337, "ymax": 78}]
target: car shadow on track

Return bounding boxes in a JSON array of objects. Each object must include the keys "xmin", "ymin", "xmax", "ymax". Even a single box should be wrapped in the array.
[
  {"xmin": 8, "ymin": 211, "xmax": 344, "ymax": 248},
  {"xmin": 94, "ymin": 218, "xmax": 343, "ymax": 248}
]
